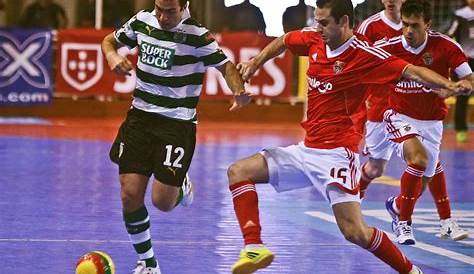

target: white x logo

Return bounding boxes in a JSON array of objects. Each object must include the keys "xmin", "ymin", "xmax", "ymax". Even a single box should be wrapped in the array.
[
  {"xmin": 0, "ymin": 30, "xmax": 51, "ymax": 89},
  {"xmin": 1, "ymin": 43, "xmax": 41, "ymax": 77}
]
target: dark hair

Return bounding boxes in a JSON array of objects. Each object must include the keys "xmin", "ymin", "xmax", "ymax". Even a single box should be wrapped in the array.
[
  {"xmin": 316, "ymin": 0, "xmax": 354, "ymax": 28},
  {"xmin": 401, "ymin": 0, "xmax": 432, "ymax": 23},
  {"xmin": 179, "ymin": 0, "xmax": 188, "ymax": 7}
]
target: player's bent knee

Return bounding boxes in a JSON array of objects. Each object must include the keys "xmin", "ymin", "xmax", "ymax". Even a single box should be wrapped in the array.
[
  {"xmin": 151, "ymin": 196, "xmax": 175, "ymax": 212},
  {"xmin": 227, "ymin": 161, "xmax": 247, "ymax": 184},
  {"xmin": 407, "ymin": 152, "xmax": 428, "ymax": 168},
  {"xmin": 339, "ymin": 224, "xmax": 370, "ymax": 247}
]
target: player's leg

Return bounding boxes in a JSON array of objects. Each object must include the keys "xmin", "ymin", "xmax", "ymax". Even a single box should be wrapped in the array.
[
  {"xmin": 331, "ymin": 197, "xmax": 421, "ymax": 274},
  {"xmin": 385, "ymin": 137, "xmax": 427, "ymax": 245},
  {"xmin": 149, "ymin": 114, "xmax": 197, "ymax": 211},
  {"xmin": 359, "ymin": 158, "xmax": 388, "ymax": 198},
  {"xmin": 228, "ymin": 144, "xmax": 310, "ymax": 274},
  {"xmin": 228, "ymin": 153, "xmax": 274, "ymax": 274},
  {"xmin": 429, "ymin": 164, "xmax": 468, "ymax": 241},
  {"xmin": 110, "ymin": 113, "xmax": 160, "ymax": 272},
  {"xmin": 359, "ymin": 121, "xmax": 393, "ymax": 199},
  {"xmin": 454, "ymin": 94, "xmax": 469, "ymax": 142},
  {"xmin": 384, "ymin": 111, "xmax": 427, "ymax": 244}
]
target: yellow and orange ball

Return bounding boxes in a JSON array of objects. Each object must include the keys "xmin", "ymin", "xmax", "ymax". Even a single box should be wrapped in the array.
[{"xmin": 75, "ymin": 251, "xmax": 115, "ymax": 274}]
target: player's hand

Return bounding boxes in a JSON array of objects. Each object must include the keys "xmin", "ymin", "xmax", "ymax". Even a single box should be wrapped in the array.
[
  {"xmin": 105, "ymin": 52, "xmax": 133, "ymax": 76},
  {"xmin": 446, "ymin": 80, "xmax": 473, "ymax": 96},
  {"xmin": 229, "ymin": 91, "xmax": 253, "ymax": 111},
  {"xmin": 236, "ymin": 59, "xmax": 258, "ymax": 82}
]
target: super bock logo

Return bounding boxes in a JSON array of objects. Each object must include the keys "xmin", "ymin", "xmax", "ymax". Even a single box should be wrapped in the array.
[
  {"xmin": 0, "ymin": 30, "xmax": 52, "ymax": 89},
  {"xmin": 60, "ymin": 43, "xmax": 103, "ymax": 91}
]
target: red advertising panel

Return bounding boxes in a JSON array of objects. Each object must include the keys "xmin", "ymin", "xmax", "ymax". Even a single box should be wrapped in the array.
[
  {"xmin": 56, "ymin": 28, "xmax": 138, "ymax": 96},
  {"xmin": 56, "ymin": 29, "xmax": 293, "ymax": 99},
  {"xmin": 202, "ymin": 32, "xmax": 293, "ymax": 99}
]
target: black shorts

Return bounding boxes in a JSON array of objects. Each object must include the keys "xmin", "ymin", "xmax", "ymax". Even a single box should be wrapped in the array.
[{"xmin": 110, "ymin": 107, "xmax": 196, "ymax": 187}]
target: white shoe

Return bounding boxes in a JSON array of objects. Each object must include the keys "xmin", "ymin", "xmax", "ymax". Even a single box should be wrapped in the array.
[
  {"xmin": 440, "ymin": 218, "xmax": 469, "ymax": 241},
  {"xmin": 409, "ymin": 265, "xmax": 423, "ymax": 274},
  {"xmin": 395, "ymin": 221, "xmax": 416, "ymax": 245},
  {"xmin": 385, "ymin": 196, "xmax": 399, "ymax": 232},
  {"xmin": 180, "ymin": 173, "xmax": 193, "ymax": 207},
  {"xmin": 132, "ymin": 260, "xmax": 161, "ymax": 274}
]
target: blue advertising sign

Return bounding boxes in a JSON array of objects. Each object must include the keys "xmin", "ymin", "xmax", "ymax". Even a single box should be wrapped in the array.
[{"xmin": 0, "ymin": 28, "xmax": 53, "ymax": 105}]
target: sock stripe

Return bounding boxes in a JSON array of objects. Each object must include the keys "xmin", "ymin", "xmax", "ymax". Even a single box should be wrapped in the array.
[
  {"xmin": 129, "ymin": 230, "xmax": 151, "ymax": 244},
  {"xmin": 405, "ymin": 166, "xmax": 425, "ymax": 177},
  {"xmin": 138, "ymin": 248, "xmax": 155, "ymax": 261},
  {"xmin": 367, "ymin": 228, "xmax": 383, "ymax": 252},
  {"xmin": 127, "ymin": 216, "xmax": 150, "ymax": 226},
  {"xmin": 231, "ymin": 184, "xmax": 256, "ymax": 199},
  {"xmin": 133, "ymin": 239, "xmax": 153, "ymax": 254}
]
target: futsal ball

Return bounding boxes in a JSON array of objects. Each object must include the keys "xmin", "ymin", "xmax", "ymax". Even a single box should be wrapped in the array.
[{"xmin": 75, "ymin": 251, "xmax": 115, "ymax": 274}]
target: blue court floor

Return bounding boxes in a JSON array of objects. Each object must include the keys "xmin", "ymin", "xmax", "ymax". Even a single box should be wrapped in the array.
[{"xmin": 0, "ymin": 118, "xmax": 472, "ymax": 274}]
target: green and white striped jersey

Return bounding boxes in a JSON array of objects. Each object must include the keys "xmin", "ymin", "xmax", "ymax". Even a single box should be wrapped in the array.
[{"xmin": 114, "ymin": 9, "xmax": 229, "ymax": 122}]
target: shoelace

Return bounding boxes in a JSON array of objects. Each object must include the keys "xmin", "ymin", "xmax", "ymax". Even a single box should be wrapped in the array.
[{"xmin": 400, "ymin": 224, "xmax": 413, "ymax": 235}]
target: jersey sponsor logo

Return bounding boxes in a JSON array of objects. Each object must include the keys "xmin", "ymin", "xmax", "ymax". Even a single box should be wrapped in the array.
[
  {"xmin": 333, "ymin": 60, "xmax": 345, "ymax": 74},
  {"xmin": 422, "ymin": 52, "xmax": 433, "ymax": 65},
  {"xmin": 60, "ymin": 43, "xmax": 104, "ymax": 91},
  {"xmin": 0, "ymin": 30, "xmax": 52, "ymax": 89},
  {"xmin": 139, "ymin": 41, "xmax": 175, "ymax": 70},
  {"xmin": 395, "ymin": 80, "xmax": 431, "ymax": 93},
  {"xmin": 308, "ymin": 76, "xmax": 333, "ymax": 93}
]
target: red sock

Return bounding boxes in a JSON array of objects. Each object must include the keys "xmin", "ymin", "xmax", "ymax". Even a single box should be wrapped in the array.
[
  {"xmin": 359, "ymin": 162, "xmax": 374, "ymax": 199},
  {"xmin": 367, "ymin": 228, "xmax": 413, "ymax": 273},
  {"xmin": 230, "ymin": 181, "xmax": 262, "ymax": 245},
  {"xmin": 429, "ymin": 164, "xmax": 451, "ymax": 220},
  {"xmin": 398, "ymin": 164, "xmax": 425, "ymax": 222}
]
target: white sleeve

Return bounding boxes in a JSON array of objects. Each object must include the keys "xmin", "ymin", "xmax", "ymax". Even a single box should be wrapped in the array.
[{"xmin": 455, "ymin": 62, "xmax": 473, "ymax": 79}]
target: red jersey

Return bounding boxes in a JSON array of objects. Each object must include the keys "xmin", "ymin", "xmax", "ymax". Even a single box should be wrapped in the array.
[
  {"xmin": 284, "ymin": 29, "xmax": 408, "ymax": 152},
  {"xmin": 356, "ymin": 11, "xmax": 403, "ymax": 122},
  {"xmin": 376, "ymin": 31, "xmax": 469, "ymax": 120}
]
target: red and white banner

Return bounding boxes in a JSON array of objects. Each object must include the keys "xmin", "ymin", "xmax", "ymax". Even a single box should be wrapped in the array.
[
  {"xmin": 56, "ymin": 29, "xmax": 293, "ymax": 99},
  {"xmin": 202, "ymin": 32, "xmax": 293, "ymax": 99}
]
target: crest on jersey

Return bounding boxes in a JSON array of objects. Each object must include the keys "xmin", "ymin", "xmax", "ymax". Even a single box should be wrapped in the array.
[
  {"xmin": 333, "ymin": 60, "xmax": 345, "ymax": 74},
  {"xmin": 422, "ymin": 52, "xmax": 433, "ymax": 65},
  {"xmin": 403, "ymin": 125, "xmax": 412, "ymax": 132},
  {"xmin": 60, "ymin": 43, "xmax": 103, "ymax": 91},
  {"xmin": 173, "ymin": 31, "xmax": 187, "ymax": 43}
]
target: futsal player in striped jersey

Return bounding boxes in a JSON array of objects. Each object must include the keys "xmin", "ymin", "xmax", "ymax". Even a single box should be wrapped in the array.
[{"xmin": 102, "ymin": 1, "xmax": 251, "ymax": 273}]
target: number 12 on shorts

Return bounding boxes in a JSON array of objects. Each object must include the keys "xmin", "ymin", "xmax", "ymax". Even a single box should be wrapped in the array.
[{"xmin": 163, "ymin": 144, "xmax": 184, "ymax": 168}]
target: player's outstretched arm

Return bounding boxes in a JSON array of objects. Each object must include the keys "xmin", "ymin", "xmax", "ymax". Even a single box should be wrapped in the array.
[
  {"xmin": 217, "ymin": 61, "xmax": 252, "ymax": 111},
  {"xmin": 236, "ymin": 34, "xmax": 288, "ymax": 82},
  {"xmin": 402, "ymin": 64, "xmax": 473, "ymax": 96},
  {"xmin": 101, "ymin": 33, "xmax": 133, "ymax": 76}
]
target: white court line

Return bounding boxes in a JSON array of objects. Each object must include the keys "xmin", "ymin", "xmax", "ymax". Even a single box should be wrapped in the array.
[
  {"xmin": 0, "ymin": 238, "xmax": 353, "ymax": 247},
  {"xmin": 304, "ymin": 211, "xmax": 474, "ymax": 266}
]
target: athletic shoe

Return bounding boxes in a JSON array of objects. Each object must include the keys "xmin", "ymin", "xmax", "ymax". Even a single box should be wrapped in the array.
[
  {"xmin": 231, "ymin": 246, "xmax": 274, "ymax": 274},
  {"xmin": 409, "ymin": 265, "xmax": 423, "ymax": 274},
  {"xmin": 180, "ymin": 173, "xmax": 194, "ymax": 207},
  {"xmin": 395, "ymin": 221, "xmax": 416, "ymax": 245},
  {"xmin": 132, "ymin": 261, "xmax": 161, "ymax": 274},
  {"xmin": 385, "ymin": 196, "xmax": 399, "ymax": 232},
  {"xmin": 440, "ymin": 218, "xmax": 469, "ymax": 241}
]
